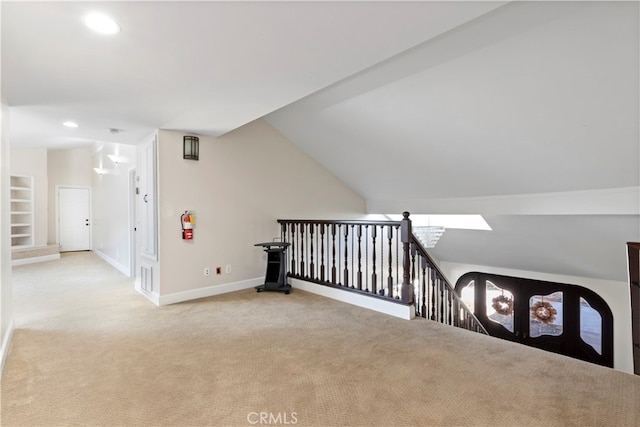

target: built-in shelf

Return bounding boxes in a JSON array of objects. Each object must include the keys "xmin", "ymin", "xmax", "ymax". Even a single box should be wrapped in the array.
[
  {"xmin": 10, "ymin": 175, "xmax": 34, "ymax": 249},
  {"xmin": 11, "ymin": 244, "xmax": 33, "ymax": 250}
]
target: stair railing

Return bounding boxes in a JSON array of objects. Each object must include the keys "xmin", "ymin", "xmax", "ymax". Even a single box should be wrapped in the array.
[
  {"xmin": 410, "ymin": 236, "xmax": 488, "ymax": 334},
  {"xmin": 627, "ymin": 242, "xmax": 640, "ymax": 375},
  {"xmin": 278, "ymin": 212, "xmax": 488, "ymax": 335},
  {"xmin": 277, "ymin": 214, "xmax": 413, "ymax": 304}
]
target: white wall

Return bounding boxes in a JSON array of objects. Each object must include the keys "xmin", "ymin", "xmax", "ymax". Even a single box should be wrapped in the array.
[
  {"xmin": 1, "ymin": 92, "xmax": 15, "ymax": 375},
  {"xmin": 47, "ymin": 147, "xmax": 92, "ymax": 244},
  {"xmin": 439, "ymin": 260, "xmax": 634, "ymax": 373},
  {"xmin": 91, "ymin": 142, "xmax": 136, "ymax": 275},
  {"xmin": 155, "ymin": 119, "xmax": 366, "ymax": 298},
  {"xmin": 10, "ymin": 148, "xmax": 47, "ymax": 247}
]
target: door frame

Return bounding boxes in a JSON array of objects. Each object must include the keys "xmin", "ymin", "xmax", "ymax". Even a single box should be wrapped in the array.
[
  {"xmin": 128, "ymin": 168, "xmax": 136, "ymax": 278},
  {"xmin": 56, "ymin": 185, "xmax": 92, "ymax": 251}
]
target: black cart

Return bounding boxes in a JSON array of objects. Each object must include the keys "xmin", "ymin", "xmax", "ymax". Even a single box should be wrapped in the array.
[{"xmin": 254, "ymin": 241, "xmax": 291, "ymax": 294}]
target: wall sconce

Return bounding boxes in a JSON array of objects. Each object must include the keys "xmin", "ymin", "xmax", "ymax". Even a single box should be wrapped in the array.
[{"xmin": 183, "ymin": 136, "xmax": 199, "ymax": 160}]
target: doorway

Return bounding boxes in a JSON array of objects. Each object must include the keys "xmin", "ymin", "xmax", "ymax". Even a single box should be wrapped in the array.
[
  {"xmin": 57, "ymin": 187, "xmax": 91, "ymax": 252},
  {"xmin": 456, "ymin": 272, "xmax": 613, "ymax": 367}
]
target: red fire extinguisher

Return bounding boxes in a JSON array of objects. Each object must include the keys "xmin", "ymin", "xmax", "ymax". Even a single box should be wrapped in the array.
[{"xmin": 181, "ymin": 211, "xmax": 194, "ymax": 240}]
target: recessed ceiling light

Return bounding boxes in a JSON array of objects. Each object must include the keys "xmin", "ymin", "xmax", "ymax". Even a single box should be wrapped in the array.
[
  {"xmin": 83, "ymin": 13, "xmax": 121, "ymax": 35},
  {"xmin": 63, "ymin": 121, "xmax": 78, "ymax": 128},
  {"xmin": 107, "ymin": 154, "xmax": 129, "ymax": 164}
]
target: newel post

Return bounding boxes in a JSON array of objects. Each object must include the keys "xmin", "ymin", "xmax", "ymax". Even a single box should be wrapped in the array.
[{"xmin": 400, "ymin": 211, "xmax": 414, "ymax": 304}]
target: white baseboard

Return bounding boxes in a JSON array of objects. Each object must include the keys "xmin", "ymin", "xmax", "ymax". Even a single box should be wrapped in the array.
[
  {"xmin": 134, "ymin": 274, "xmax": 413, "ymax": 320},
  {"xmin": 0, "ymin": 317, "xmax": 15, "ymax": 381},
  {"xmin": 290, "ymin": 278, "xmax": 415, "ymax": 320},
  {"xmin": 134, "ymin": 278, "xmax": 160, "ymax": 306},
  {"xmin": 11, "ymin": 254, "xmax": 60, "ymax": 267},
  {"xmin": 158, "ymin": 277, "xmax": 263, "ymax": 306},
  {"xmin": 93, "ymin": 249, "xmax": 129, "ymax": 277}
]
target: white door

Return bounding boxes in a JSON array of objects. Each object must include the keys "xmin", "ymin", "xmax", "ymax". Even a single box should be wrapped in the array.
[{"xmin": 59, "ymin": 187, "xmax": 91, "ymax": 252}]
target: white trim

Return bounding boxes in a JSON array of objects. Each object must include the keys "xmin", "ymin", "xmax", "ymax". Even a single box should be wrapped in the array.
[
  {"xmin": 290, "ymin": 278, "xmax": 415, "ymax": 320},
  {"xmin": 138, "ymin": 136, "xmax": 158, "ymax": 262},
  {"xmin": 0, "ymin": 318, "xmax": 15, "ymax": 379},
  {"xmin": 11, "ymin": 253, "xmax": 60, "ymax": 266},
  {"xmin": 158, "ymin": 277, "xmax": 263, "ymax": 306},
  {"xmin": 368, "ymin": 186, "xmax": 640, "ymax": 216},
  {"xmin": 135, "ymin": 278, "xmax": 160, "ymax": 306},
  {"xmin": 128, "ymin": 167, "xmax": 136, "ymax": 278},
  {"xmin": 94, "ymin": 249, "xmax": 129, "ymax": 276}
]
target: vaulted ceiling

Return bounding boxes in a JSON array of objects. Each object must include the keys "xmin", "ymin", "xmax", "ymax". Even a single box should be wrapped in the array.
[{"xmin": 3, "ymin": 1, "xmax": 639, "ymax": 282}]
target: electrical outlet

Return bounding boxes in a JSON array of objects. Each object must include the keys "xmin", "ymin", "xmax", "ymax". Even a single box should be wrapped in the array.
[
  {"xmin": 204, "ymin": 267, "xmax": 210, "ymax": 277},
  {"xmin": 216, "ymin": 266, "xmax": 222, "ymax": 275},
  {"xmin": 225, "ymin": 264, "xmax": 231, "ymax": 274}
]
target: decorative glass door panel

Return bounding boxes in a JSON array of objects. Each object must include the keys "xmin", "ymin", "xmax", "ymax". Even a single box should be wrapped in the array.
[
  {"xmin": 529, "ymin": 292, "xmax": 563, "ymax": 338},
  {"xmin": 486, "ymin": 281, "xmax": 514, "ymax": 333},
  {"xmin": 460, "ymin": 280, "xmax": 475, "ymax": 314},
  {"xmin": 579, "ymin": 297, "xmax": 602, "ymax": 355},
  {"xmin": 467, "ymin": 274, "xmax": 520, "ymax": 343}
]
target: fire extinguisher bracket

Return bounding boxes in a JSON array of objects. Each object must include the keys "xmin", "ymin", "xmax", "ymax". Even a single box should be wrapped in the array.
[{"xmin": 181, "ymin": 211, "xmax": 195, "ymax": 240}]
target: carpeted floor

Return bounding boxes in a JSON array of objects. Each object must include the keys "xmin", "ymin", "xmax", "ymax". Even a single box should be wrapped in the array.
[{"xmin": 2, "ymin": 252, "xmax": 640, "ymax": 426}]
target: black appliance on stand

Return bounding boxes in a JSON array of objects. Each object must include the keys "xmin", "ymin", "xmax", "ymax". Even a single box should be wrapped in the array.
[{"xmin": 254, "ymin": 241, "xmax": 291, "ymax": 294}]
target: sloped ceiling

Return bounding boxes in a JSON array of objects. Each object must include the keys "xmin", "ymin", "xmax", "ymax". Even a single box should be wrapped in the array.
[
  {"xmin": 266, "ymin": 1, "xmax": 640, "ymax": 282},
  {"xmin": 3, "ymin": 1, "xmax": 639, "ymax": 282}
]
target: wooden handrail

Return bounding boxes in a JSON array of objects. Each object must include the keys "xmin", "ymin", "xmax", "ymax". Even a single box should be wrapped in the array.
[{"xmin": 628, "ymin": 242, "xmax": 640, "ymax": 375}]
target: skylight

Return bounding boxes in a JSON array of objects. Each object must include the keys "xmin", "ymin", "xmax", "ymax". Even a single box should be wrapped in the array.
[
  {"xmin": 385, "ymin": 214, "xmax": 492, "ymax": 230},
  {"xmin": 83, "ymin": 13, "xmax": 121, "ymax": 35}
]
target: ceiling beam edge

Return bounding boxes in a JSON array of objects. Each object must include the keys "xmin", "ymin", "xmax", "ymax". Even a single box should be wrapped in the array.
[{"xmin": 367, "ymin": 187, "xmax": 640, "ymax": 216}]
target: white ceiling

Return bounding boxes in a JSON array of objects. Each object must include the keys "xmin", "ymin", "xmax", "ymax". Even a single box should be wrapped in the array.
[
  {"xmin": 3, "ymin": 1, "xmax": 639, "ymax": 282},
  {"xmin": 2, "ymin": 0, "xmax": 504, "ymax": 148}
]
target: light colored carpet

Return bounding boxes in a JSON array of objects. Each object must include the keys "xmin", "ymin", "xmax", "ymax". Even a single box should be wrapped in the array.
[{"xmin": 2, "ymin": 252, "xmax": 640, "ymax": 426}]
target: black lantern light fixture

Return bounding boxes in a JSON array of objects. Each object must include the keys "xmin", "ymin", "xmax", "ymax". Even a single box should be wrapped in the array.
[{"xmin": 183, "ymin": 135, "xmax": 199, "ymax": 160}]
